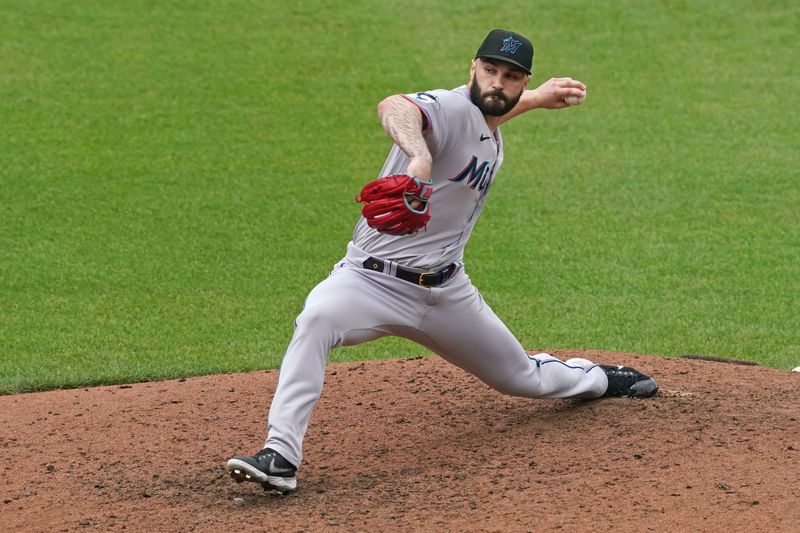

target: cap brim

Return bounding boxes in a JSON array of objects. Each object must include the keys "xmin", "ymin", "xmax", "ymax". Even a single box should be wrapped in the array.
[{"xmin": 476, "ymin": 54, "xmax": 531, "ymax": 74}]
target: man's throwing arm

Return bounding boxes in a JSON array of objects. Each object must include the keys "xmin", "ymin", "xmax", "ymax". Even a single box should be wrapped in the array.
[{"xmin": 496, "ymin": 77, "xmax": 588, "ymax": 126}]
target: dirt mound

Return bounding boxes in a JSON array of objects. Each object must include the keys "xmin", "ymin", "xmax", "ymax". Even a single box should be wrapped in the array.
[{"xmin": 2, "ymin": 351, "xmax": 799, "ymax": 532}]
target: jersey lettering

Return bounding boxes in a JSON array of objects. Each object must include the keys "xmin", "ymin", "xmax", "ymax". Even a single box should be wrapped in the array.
[{"xmin": 449, "ymin": 156, "xmax": 496, "ymax": 191}]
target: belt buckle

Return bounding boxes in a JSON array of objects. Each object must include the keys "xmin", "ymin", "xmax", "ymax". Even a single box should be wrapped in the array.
[{"xmin": 418, "ymin": 271, "xmax": 435, "ymax": 286}]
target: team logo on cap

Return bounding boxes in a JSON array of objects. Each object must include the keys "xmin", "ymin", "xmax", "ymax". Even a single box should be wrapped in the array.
[{"xmin": 500, "ymin": 36, "xmax": 522, "ymax": 54}]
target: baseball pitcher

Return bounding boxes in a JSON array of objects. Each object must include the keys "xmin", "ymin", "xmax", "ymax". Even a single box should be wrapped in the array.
[{"xmin": 227, "ymin": 29, "xmax": 658, "ymax": 494}]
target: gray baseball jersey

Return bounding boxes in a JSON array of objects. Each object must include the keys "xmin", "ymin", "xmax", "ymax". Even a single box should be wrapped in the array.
[{"xmin": 353, "ymin": 86, "xmax": 503, "ymax": 270}]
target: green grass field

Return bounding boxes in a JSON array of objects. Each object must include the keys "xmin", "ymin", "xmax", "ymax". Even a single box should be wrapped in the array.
[{"xmin": 1, "ymin": 0, "xmax": 798, "ymax": 393}]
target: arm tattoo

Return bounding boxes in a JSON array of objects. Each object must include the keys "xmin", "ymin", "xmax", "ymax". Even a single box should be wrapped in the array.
[{"xmin": 379, "ymin": 97, "xmax": 432, "ymax": 162}]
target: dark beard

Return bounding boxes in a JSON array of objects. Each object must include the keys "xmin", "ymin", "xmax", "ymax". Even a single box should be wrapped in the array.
[{"xmin": 469, "ymin": 74, "xmax": 523, "ymax": 116}]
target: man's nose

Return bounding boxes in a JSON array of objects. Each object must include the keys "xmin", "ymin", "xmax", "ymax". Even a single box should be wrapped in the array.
[{"xmin": 490, "ymin": 77, "xmax": 504, "ymax": 92}]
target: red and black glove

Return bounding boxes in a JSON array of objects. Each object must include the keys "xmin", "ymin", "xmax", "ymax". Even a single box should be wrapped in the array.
[{"xmin": 356, "ymin": 174, "xmax": 433, "ymax": 236}]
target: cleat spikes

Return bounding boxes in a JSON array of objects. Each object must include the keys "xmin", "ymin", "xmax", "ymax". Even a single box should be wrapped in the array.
[{"xmin": 226, "ymin": 448, "xmax": 298, "ymax": 493}]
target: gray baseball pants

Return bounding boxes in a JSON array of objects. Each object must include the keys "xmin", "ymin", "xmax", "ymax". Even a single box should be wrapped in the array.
[{"xmin": 264, "ymin": 243, "xmax": 608, "ymax": 468}]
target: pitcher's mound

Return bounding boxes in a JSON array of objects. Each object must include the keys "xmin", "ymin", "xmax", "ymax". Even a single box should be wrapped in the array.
[{"xmin": 2, "ymin": 350, "xmax": 798, "ymax": 532}]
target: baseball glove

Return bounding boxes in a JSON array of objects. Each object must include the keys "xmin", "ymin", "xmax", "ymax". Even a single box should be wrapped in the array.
[{"xmin": 356, "ymin": 174, "xmax": 433, "ymax": 235}]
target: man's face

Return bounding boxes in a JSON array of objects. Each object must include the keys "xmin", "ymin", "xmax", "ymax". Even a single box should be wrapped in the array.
[{"xmin": 469, "ymin": 58, "xmax": 529, "ymax": 116}]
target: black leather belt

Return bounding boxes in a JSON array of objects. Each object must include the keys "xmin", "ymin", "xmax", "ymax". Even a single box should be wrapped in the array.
[{"xmin": 363, "ymin": 257, "xmax": 457, "ymax": 287}]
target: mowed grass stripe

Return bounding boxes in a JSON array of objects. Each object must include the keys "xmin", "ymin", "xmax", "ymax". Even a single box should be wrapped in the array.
[{"xmin": 1, "ymin": 0, "xmax": 797, "ymax": 392}]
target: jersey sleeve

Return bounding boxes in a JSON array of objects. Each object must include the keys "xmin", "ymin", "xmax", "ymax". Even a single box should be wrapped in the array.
[{"xmin": 400, "ymin": 89, "xmax": 464, "ymax": 159}]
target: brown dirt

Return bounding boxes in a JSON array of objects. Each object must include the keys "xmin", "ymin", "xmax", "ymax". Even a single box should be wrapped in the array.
[{"xmin": 2, "ymin": 350, "xmax": 799, "ymax": 532}]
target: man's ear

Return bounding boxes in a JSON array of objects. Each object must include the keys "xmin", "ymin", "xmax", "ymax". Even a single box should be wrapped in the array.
[{"xmin": 468, "ymin": 59, "xmax": 477, "ymax": 85}]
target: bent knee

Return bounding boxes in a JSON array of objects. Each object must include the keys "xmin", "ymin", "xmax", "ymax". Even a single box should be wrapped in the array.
[
  {"xmin": 294, "ymin": 304, "xmax": 382, "ymax": 347},
  {"xmin": 295, "ymin": 304, "xmax": 340, "ymax": 331}
]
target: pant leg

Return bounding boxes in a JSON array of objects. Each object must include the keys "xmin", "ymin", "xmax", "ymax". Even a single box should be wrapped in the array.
[
  {"xmin": 411, "ymin": 271, "xmax": 608, "ymax": 399},
  {"xmin": 265, "ymin": 264, "xmax": 427, "ymax": 467}
]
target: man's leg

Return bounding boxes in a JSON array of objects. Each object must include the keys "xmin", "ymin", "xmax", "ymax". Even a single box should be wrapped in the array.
[
  {"xmin": 228, "ymin": 264, "xmax": 428, "ymax": 491},
  {"xmin": 410, "ymin": 272, "xmax": 610, "ymax": 399}
]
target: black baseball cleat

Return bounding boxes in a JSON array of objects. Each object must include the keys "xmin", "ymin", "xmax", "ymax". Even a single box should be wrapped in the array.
[
  {"xmin": 226, "ymin": 447, "xmax": 297, "ymax": 493},
  {"xmin": 600, "ymin": 365, "xmax": 659, "ymax": 398}
]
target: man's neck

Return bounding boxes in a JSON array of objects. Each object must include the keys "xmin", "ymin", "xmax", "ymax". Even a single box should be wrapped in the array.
[{"xmin": 483, "ymin": 115, "xmax": 503, "ymax": 133}]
